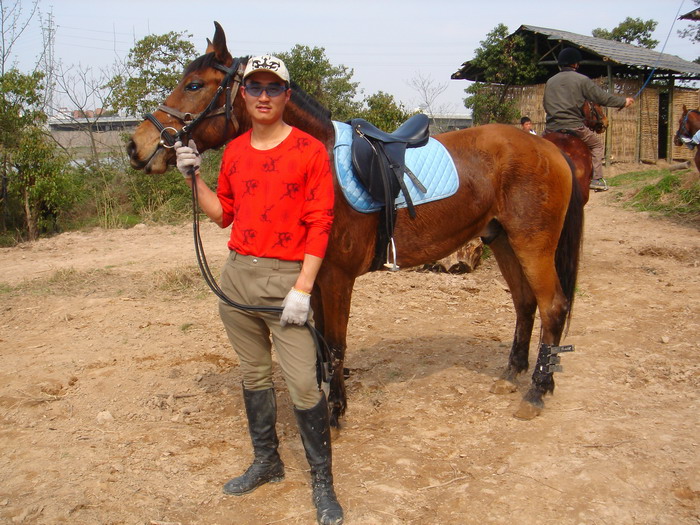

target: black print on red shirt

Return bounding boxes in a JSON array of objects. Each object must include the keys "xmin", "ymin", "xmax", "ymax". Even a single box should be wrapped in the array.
[
  {"xmin": 293, "ymin": 137, "xmax": 310, "ymax": 151},
  {"xmin": 272, "ymin": 232, "xmax": 293, "ymax": 249},
  {"xmin": 243, "ymin": 179, "xmax": 259, "ymax": 196},
  {"xmin": 260, "ymin": 205, "xmax": 274, "ymax": 223},
  {"xmin": 262, "ymin": 156, "xmax": 281, "ymax": 173},
  {"xmin": 242, "ymin": 229, "xmax": 257, "ymax": 245},
  {"xmin": 280, "ymin": 182, "xmax": 300, "ymax": 200},
  {"xmin": 306, "ymin": 183, "xmax": 319, "ymax": 202}
]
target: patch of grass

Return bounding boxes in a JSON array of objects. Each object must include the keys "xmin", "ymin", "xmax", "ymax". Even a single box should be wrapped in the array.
[
  {"xmin": 155, "ymin": 265, "xmax": 210, "ymax": 296},
  {"xmin": 16, "ymin": 267, "xmax": 116, "ymax": 296},
  {"xmin": 608, "ymin": 168, "xmax": 700, "ymax": 225}
]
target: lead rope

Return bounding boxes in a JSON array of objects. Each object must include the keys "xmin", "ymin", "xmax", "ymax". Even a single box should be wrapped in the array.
[{"xmin": 188, "ymin": 169, "xmax": 333, "ymax": 394}]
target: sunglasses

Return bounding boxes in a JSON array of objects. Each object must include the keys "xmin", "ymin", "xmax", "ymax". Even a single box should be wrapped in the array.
[{"xmin": 243, "ymin": 82, "xmax": 288, "ymax": 98}]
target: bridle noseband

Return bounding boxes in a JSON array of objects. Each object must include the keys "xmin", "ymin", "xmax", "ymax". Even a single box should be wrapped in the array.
[
  {"xmin": 676, "ymin": 110, "xmax": 700, "ymax": 142},
  {"xmin": 143, "ymin": 57, "xmax": 245, "ymax": 149}
]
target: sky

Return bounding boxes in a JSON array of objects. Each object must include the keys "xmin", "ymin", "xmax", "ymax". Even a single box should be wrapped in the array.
[{"xmin": 8, "ymin": 0, "xmax": 699, "ymax": 115}]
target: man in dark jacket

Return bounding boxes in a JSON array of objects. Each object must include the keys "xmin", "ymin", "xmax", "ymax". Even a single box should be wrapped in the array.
[{"xmin": 544, "ymin": 47, "xmax": 634, "ymax": 191}]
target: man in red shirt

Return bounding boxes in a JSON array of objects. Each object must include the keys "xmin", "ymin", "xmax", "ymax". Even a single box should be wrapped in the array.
[{"xmin": 175, "ymin": 55, "xmax": 341, "ymax": 525}]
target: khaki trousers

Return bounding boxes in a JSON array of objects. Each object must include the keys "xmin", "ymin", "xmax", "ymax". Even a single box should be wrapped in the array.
[
  {"xmin": 573, "ymin": 125, "xmax": 605, "ymax": 180},
  {"xmin": 218, "ymin": 251, "xmax": 321, "ymax": 410}
]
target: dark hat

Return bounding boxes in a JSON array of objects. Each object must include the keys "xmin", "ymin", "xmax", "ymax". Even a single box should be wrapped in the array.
[{"xmin": 557, "ymin": 48, "xmax": 583, "ymax": 66}]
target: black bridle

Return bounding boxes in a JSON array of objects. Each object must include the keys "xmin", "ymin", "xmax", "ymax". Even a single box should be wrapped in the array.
[
  {"xmin": 143, "ymin": 57, "xmax": 245, "ymax": 149},
  {"xmin": 676, "ymin": 109, "xmax": 700, "ymax": 143},
  {"xmin": 141, "ymin": 55, "xmax": 333, "ymax": 391}
]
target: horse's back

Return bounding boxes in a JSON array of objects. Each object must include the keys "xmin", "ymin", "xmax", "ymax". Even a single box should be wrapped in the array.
[{"xmin": 435, "ymin": 124, "xmax": 572, "ymax": 190}]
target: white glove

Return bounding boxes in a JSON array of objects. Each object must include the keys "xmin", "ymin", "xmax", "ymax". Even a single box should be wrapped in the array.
[
  {"xmin": 174, "ymin": 139, "xmax": 201, "ymax": 178},
  {"xmin": 280, "ymin": 288, "xmax": 311, "ymax": 326}
]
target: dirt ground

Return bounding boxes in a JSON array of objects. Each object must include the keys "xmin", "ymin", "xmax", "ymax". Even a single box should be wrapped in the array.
[{"xmin": 1, "ymin": 166, "xmax": 699, "ymax": 525}]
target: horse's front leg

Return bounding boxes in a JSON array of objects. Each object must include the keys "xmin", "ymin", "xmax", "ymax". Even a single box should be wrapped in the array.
[{"xmin": 313, "ymin": 267, "xmax": 356, "ymax": 428}]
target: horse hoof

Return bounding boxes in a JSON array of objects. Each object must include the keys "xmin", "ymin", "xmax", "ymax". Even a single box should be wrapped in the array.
[
  {"xmin": 513, "ymin": 400, "xmax": 542, "ymax": 420},
  {"xmin": 491, "ymin": 379, "xmax": 518, "ymax": 395}
]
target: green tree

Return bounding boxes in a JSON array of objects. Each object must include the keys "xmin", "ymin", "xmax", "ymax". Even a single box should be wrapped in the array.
[
  {"xmin": 11, "ymin": 126, "xmax": 80, "ymax": 239},
  {"xmin": 358, "ymin": 91, "xmax": 413, "ymax": 131},
  {"xmin": 276, "ymin": 44, "xmax": 362, "ymax": 121},
  {"xmin": 106, "ymin": 31, "xmax": 197, "ymax": 116},
  {"xmin": 592, "ymin": 17, "xmax": 659, "ymax": 48},
  {"xmin": 463, "ymin": 24, "xmax": 543, "ymax": 124},
  {"xmin": 0, "ymin": 69, "xmax": 79, "ymax": 240}
]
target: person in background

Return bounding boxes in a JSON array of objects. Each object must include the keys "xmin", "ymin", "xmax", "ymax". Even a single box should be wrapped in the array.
[
  {"xmin": 520, "ymin": 116, "xmax": 536, "ymax": 135},
  {"xmin": 174, "ymin": 54, "xmax": 342, "ymax": 525},
  {"xmin": 543, "ymin": 47, "xmax": 634, "ymax": 192}
]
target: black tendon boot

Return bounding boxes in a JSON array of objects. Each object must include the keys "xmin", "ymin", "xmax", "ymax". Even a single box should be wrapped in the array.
[
  {"xmin": 294, "ymin": 395, "xmax": 344, "ymax": 525},
  {"xmin": 223, "ymin": 388, "xmax": 285, "ymax": 495}
]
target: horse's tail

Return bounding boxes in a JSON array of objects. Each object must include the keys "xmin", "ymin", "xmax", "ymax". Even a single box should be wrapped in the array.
[{"xmin": 555, "ymin": 164, "xmax": 585, "ymax": 332}]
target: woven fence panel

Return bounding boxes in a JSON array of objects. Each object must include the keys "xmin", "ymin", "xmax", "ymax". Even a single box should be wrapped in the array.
[
  {"xmin": 639, "ymin": 87, "xmax": 659, "ymax": 163},
  {"xmin": 512, "ymin": 84, "xmax": 546, "ymax": 135},
  {"xmin": 671, "ymin": 89, "xmax": 700, "ymax": 162},
  {"xmin": 606, "ymin": 79, "xmax": 641, "ymax": 163}
]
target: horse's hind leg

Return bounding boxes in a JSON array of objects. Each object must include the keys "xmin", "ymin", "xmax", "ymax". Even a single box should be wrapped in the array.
[
  {"xmin": 488, "ymin": 233, "xmax": 538, "ymax": 394},
  {"xmin": 512, "ymin": 253, "xmax": 571, "ymax": 420}
]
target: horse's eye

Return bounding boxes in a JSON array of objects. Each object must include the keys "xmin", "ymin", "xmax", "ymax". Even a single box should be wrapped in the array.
[{"xmin": 185, "ymin": 82, "xmax": 204, "ymax": 92}]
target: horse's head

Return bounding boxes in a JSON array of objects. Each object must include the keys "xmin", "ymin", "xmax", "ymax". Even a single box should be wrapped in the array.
[
  {"xmin": 582, "ymin": 100, "xmax": 608, "ymax": 134},
  {"xmin": 673, "ymin": 104, "xmax": 700, "ymax": 147},
  {"xmin": 127, "ymin": 22, "xmax": 248, "ymax": 174}
]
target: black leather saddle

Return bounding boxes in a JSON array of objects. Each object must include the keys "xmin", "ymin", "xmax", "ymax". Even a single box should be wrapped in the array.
[{"xmin": 349, "ymin": 113, "xmax": 431, "ymax": 270}]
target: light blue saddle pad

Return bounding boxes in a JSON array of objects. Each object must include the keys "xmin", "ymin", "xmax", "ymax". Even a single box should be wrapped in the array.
[{"xmin": 332, "ymin": 121, "xmax": 459, "ymax": 213}]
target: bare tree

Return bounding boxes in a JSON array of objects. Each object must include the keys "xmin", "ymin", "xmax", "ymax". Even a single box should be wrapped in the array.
[
  {"xmin": 407, "ymin": 72, "xmax": 457, "ymax": 133},
  {"xmin": 51, "ymin": 62, "xmax": 121, "ymax": 165},
  {"xmin": 0, "ymin": 0, "xmax": 39, "ymax": 74}
]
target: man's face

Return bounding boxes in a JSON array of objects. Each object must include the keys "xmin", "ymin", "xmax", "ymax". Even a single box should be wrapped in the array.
[
  {"xmin": 241, "ymin": 71, "xmax": 291, "ymax": 125},
  {"xmin": 522, "ymin": 121, "xmax": 532, "ymax": 132}
]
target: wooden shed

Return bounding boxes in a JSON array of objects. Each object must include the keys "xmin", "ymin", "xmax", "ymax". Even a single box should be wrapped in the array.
[{"xmin": 451, "ymin": 25, "xmax": 700, "ymax": 164}]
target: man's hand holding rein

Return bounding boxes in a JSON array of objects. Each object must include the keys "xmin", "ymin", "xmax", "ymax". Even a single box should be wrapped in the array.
[{"xmin": 175, "ymin": 139, "xmax": 202, "ymax": 179}]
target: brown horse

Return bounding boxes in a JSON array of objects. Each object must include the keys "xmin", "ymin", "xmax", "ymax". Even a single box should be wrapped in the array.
[
  {"xmin": 674, "ymin": 104, "xmax": 700, "ymax": 171},
  {"xmin": 127, "ymin": 22, "xmax": 584, "ymax": 425},
  {"xmin": 542, "ymin": 101, "xmax": 607, "ymax": 204}
]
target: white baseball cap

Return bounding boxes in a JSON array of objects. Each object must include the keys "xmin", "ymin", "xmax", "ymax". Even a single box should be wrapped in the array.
[{"xmin": 243, "ymin": 55, "xmax": 290, "ymax": 83}]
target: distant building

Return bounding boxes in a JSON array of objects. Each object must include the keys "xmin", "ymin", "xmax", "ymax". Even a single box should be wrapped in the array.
[
  {"xmin": 428, "ymin": 113, "xmax": 472, "ymax": 133},
  {"xmin": 47, "ymin": 113, "xmax": 141, "ymax": 156}
]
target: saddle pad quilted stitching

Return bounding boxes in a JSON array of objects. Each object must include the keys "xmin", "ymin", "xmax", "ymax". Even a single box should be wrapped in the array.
[{"xmin": 332, "ymin": 121, "xmax": 459, "ymax": 213}]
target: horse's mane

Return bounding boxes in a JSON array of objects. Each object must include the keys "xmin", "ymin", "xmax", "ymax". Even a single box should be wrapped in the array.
[
  {"xmin": 289, "ymin": 81, "xmax": 332, "ymax": 123},
  {"xmin": 183, "ymin": 52, "xmax": 223, "ymax": 76}
]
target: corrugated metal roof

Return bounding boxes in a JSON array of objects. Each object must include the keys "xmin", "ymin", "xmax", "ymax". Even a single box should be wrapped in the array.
[{"xmin": 519, "ymin": 24, "xmax": 700, "ymax": 76}]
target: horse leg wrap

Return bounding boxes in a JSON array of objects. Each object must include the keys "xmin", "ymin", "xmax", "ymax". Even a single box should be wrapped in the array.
[{"xmin": 532, "ymin": 343, "xmax": 575, "ymax": 384}]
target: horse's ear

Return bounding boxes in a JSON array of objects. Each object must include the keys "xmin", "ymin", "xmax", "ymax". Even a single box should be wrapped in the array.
[
  {"xmin": 209, "ymin": 21, "xmax": 232, "ymax": 64},
  {"xmin": 683, "ymin": 104, "xmax": 688, "ymax": 112}
]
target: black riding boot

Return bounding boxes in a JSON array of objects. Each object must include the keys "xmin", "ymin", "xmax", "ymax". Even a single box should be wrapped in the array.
[
  {"xmin": 223, "ymin": 388, "xmax": 285, "ymax": 495},
  {"xmin": 294, "ymin": 394, "xmax": 344, "ymax": 525}
]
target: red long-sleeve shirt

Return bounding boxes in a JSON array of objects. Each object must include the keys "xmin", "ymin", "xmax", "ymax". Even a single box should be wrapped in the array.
[{"xmin": 217, "ymin": 127, "xmax": 334, "ymax": 261}]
